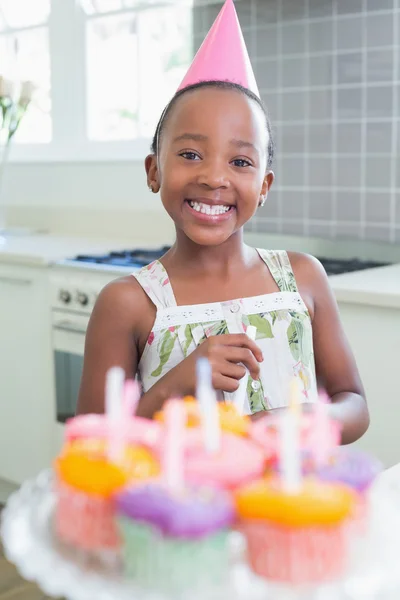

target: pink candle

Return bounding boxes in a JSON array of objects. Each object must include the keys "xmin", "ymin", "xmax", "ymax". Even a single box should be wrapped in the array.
[
  {"xmin": 123, "ymin": 379, "xmax": 140, "ymax": 417},
  {"xmin": 311, "ymin": 391, "xmax": 333, "ymax": 467}
]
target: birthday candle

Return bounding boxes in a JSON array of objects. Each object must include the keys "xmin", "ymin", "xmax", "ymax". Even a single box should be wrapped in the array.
[
  {"xmin": 279, "ymin": 379, "xmax": 302, "ymax": 493},
  {"xmin": 105, "ymin": 366, "xmax": 125, "ymax": 463},
  {"xmin": 234, "ymin": 324, "xmax": 258, "ymax": 416},
  {"xmin": 312, "ymin": 391, "xmax": 332, "ymax": 467},
  {"xmin": 123, "ymin": 379, "xmax": 140, "ymax": 417},
  {"xmin": 196, "ymin": 358, "xmax": 221, "ymax": 453},
  {"xmin": 163, "ymin": 399, "xmax": 185, "ymax": 493}
]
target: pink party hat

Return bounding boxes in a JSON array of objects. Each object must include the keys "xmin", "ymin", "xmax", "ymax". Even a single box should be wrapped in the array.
[{"xmin": 178, "ymin": 0, "xmax": 259, "ymax": 97}]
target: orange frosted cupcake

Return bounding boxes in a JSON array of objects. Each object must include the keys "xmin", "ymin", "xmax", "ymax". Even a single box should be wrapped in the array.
[
  {"xmin": 54, "ymin": 442, "xmax": 160, "ymax": 552},
  {"xmin": 235, "ymin": 476, "xmax": 355, "ymax": 585},
  {"xmin": 155, "ymin": 397, "xmax": 251, "ymax": 437}
]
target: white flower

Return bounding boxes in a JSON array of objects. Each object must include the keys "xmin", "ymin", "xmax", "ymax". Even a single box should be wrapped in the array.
[
  {"xmin": 19, "ymin": 80, "xmax": 35, "ymax": 103},
  {"xmin": 0, "ymin": 76, "xmax": 17, "ymax": 99}
]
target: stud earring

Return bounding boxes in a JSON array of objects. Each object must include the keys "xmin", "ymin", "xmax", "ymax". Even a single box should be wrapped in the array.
[
  {"xmin": 259, "ymin": 195, "xmax": 266, "ymax": 208},
  {"xmin": 149, "ymin": 185, "xmax": 154, "ymax": 193}
]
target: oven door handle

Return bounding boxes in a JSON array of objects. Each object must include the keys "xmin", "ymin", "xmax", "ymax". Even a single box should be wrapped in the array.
[{"xmin": 53, "ymin": 320, "xmax": 88, "ymax": 335}]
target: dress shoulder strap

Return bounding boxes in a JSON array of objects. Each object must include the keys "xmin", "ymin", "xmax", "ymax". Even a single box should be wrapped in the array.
[
  {"xmin": 257, "ymin": 249, "xmax": 298, "ymax": 293},
  {"xmin": 132, "ymin": 260, "xmax": 177, "ymax": 309}
]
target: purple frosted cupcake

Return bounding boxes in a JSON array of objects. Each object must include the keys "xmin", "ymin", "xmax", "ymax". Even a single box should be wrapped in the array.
[
  {"xmin": 317, "ymin": 448, "xmax": 382, "ymax": 532},
  {"xmin": 116, "ymin": 482, "xmax": 235, "ymax": 593},
  {"xmin": 318, "ymin": 448, "xmax": 382, "ymax": 492}
]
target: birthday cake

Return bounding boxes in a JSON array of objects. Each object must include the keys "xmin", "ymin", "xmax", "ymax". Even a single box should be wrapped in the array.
[{"xmin": 49, "ymin": 360, "xmax": 383, "ymax": 595}]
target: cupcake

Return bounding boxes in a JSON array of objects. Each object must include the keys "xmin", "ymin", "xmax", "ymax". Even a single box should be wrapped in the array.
[
  {"xmin": 117, "ymin": 482, "xmax": 235, "ymax": 594},
  {"xmin": 317, "ymin": 448, "xmax": 383, "ymax": 531},
  {"xmin": 250, "ymin": 411, "xmax": 341, "ymax": 468},
  {"xmin": 54, "ymin": 442, "xmax": 160, "ymax": 552},
  {"xmin": 155, "ymin": 397, "xmax": 251, "ymax": 437},
  {"xmin": 183, "ymin": 430, "xmax": 267, "ymax": 490},
  {"xmin": 235, "ymin": 476, "xmax": 355, "ymax": 585},
  {"xmin": 65, "ymin": 412, "xmax": 160, "ymax": 449}
]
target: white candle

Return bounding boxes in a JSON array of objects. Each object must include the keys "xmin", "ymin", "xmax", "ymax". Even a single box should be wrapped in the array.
[
  {"xmin": 279, "ymin": 380, "xmax": 302, "ymax": 493},
  {"xmin": 234, "ymin": 324, "xmax": 257, "ymax": 415},
  {"xmin": 105, "ymin": 366, "xmax": 125, "ymax": 462},
  {"xmin": 163, "ymin": 399, "xmax": 185, "ymax": 492},
  {"xmin": 196, "ymin": 358, "xmax": 220, "ymax": 453}
]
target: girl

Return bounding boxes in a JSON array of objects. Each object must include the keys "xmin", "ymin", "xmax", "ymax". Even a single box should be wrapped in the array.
[{"xmin": 78, "ymin": 0, "xmax": 369, "ymax": 444}]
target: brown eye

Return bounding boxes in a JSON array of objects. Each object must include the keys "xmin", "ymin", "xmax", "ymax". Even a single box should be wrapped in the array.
[
  {"xmin": 180, "ymin": 151, "xmax": 200, "ymax": 161},
  {"xmin": 232, "ymin": 158, "xmax": 252, "ymax": 168}
]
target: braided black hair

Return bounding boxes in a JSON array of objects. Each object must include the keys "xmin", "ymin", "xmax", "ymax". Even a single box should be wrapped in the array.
[{"xmin": 150, "ymin": 80, "xmax": 275, "ymax": 169}]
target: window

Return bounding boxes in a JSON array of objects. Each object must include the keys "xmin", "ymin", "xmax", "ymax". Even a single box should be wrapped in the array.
[
  {"xmin": 85, "ymin": 2, "xmax": 193, "ymax": 141},
  {"xmin": 0, "ymin": 0, "xmax": 51, "ymax": 144},
  {"xmin": 0, "ymin": 0, "xmax": 194, "ymax": 161}
]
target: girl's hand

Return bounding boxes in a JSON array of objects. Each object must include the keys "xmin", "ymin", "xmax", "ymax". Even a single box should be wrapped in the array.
[
  {"xmin": 137, "ymin": 333, "xmax": 263, "ymax": 418},
  {"xmin": 176, "ymin": 333, "xmax": 263, "ymax": 394}
]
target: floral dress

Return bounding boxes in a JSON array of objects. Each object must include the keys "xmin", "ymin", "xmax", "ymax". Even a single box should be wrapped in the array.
[{"xmin": 133, "ymin": 249, "xmax": 318, "ymax": 415}]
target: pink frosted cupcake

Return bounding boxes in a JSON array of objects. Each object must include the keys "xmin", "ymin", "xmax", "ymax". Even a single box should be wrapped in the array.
[
  {"xmin": 235, "ymin": 477, "xmax": 355, "ymax": 585},
  {"xmin": 65, "ymin": 413, "xmax": 161, "ymax": 449},
  {"xmin": 156, "ymin": 429, "xmax": 267, "ymax": 491},
  {"xmin": 250, "ymin": 411, "xmax": 341, "ymax": 468}
]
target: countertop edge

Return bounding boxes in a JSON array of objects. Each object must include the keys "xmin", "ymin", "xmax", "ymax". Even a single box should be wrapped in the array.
[{"xmin": 333, "ymin": 287, "xmax": 400, "ymax": 309}]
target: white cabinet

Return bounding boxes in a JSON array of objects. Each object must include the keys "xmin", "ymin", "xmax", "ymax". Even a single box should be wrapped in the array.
[
  {"xmin": 0, "ymin": 264, "xmax": 55, "ymax": 484},
  {"xmin": 338, "ymin": 301, "xmax": 400, "ymax": 468}
]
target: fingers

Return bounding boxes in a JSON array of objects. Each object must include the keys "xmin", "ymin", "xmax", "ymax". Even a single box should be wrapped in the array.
[
  {"xmin": 210, "ymin": 333, "xmax": 264, "ymax": 363},
  {"xmin": 218, "ymin": 360, "xmax": 247, "ymax": 380},
  {"xmin": 212, "ymin": 374, "xmax": 241, "ymax": 394},
  {"xmin": 221, "ymin": 347, "xmax": 261, "ymax": 380}
]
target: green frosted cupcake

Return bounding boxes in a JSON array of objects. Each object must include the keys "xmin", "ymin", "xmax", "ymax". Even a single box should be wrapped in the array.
[{"xmin": 116, "ymin": 482, "xmax": 235, "ymax": 595}]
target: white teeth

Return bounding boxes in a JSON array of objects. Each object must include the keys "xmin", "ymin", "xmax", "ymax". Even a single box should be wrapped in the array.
[{"xmin": 188, "ymin": 200, "xmax": 231, "ymax": 215}]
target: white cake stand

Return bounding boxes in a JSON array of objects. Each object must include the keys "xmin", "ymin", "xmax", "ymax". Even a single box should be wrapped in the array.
[{"xmin": 2, "ymin": 470, "xmax": 400, "ymax": 600}]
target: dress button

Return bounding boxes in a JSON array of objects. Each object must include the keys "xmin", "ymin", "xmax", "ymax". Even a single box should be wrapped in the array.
[
  {"xmin": 230, "ymin": 303, "xmax": 240, "ymax": 313},
  {"xmin": 251, "ymin": 380, "xmax": 261, "ymax": 391}
]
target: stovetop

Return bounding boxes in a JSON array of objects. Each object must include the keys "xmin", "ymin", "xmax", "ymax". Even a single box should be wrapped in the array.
[
  {"xmin": 317, "ymin": 257, "xmax": 390, "ymax": 276},
  {"xmin": 72, "ymin": 246, "xmax": 171, "ymax": 268},
  {"xmin": 59, "ymin": 246, "xmax": 390, "ymax": 276}
]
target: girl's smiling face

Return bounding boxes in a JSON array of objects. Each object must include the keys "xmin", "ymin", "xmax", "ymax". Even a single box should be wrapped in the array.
[{"xmin": 146, "ymin": 87, "xmax": 274, "ymax": 247}]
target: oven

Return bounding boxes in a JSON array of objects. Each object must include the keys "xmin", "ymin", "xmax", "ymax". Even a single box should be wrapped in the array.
[
  {"xmin": 52, "ymin": 311, "xmax": 88, "ymax": 423},
  {"xmin": 50, "ymin": 247, "xmax": 169, "ymax": 428},
  {"xmin": 50, "ymin": 267, "xmax": 118, "ymax": 427}
]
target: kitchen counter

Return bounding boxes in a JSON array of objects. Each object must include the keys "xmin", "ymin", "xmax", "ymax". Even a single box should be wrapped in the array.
[
  {"xmin": 330, "ymin": 263, "xmax": 400, "ymax": 309},
  {"xmin": 0, "ymin": 233, "xmax": 147, "ymax": 267},
  {"xmin": 377, "ymin": 462, "xmax": 400, "ymax": 489},
  {"xmin": 246, "ymin": 232, "xmax": 400, "ymax": 310},
  {"xmin": 1, "ymin": 232, "xmax": 399, "ymax": 309}
]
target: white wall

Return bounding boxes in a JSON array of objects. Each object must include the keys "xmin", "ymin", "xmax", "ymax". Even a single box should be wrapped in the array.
[
  {"xmin": 5, "ymin": 161, "xmax": 150, "ymax": 209},
  {"xmin": 3, "ymin": 161, "xmax": 176, "ymax": 242}
]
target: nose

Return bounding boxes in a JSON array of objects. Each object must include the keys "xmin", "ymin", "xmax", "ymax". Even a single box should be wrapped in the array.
[{"xmin": 196, "ymin": 159, "xmax": 230, "ymax": 190}]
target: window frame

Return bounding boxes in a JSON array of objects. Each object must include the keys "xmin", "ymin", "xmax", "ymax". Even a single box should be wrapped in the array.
[{"xmin": 4, "ymin": 0, "xmax": 194, "ymax": 163}]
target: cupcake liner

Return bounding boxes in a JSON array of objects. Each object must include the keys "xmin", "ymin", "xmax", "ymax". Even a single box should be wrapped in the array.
[
  {"xmin": 239, "ymin": 519, "xmax": 350, "ymax": 585},
  {"xmin": 54, "ymin": 481, "xmax": 120, "ymax": 551},
  {"xmin": 350, "ymin": 492, "xmax": 370, "ymax": 536},
  {"xmin": 118, "ymin": 518, "xmax": 230, "ymax": 595},
  {"xmin": 117, "ymin": 517, "xmax": 157, "ymax": 586},
  {"xmin": 154, "ymin": 530, "xmax": 230, "ymax": 595}
]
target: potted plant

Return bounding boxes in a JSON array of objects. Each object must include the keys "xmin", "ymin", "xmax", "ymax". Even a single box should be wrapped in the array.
[{"xmin": 0, "ymin": 76, "xmax": 35, "ymax": 233}]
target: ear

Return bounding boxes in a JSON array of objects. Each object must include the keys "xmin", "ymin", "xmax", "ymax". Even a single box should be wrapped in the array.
[
  {"xmin": 261, "ymin": 171, "xmax": 274, "ymax": 197},
  {"xmin": 259, "ymin": 171, "xmax": 275, "ymax": 208},
  {"xmin": 145, "ymin": 154, "xmax": 160, "ymax": 193}
]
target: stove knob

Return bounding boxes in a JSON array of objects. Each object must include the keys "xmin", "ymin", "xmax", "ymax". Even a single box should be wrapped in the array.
[
  {"xmin": 59, "ymin": 289, "xmax": 71, "ymax": 304},
  {"xmin": 77, "ymin": 291, "xmax": 89, "ymax": 306}
]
